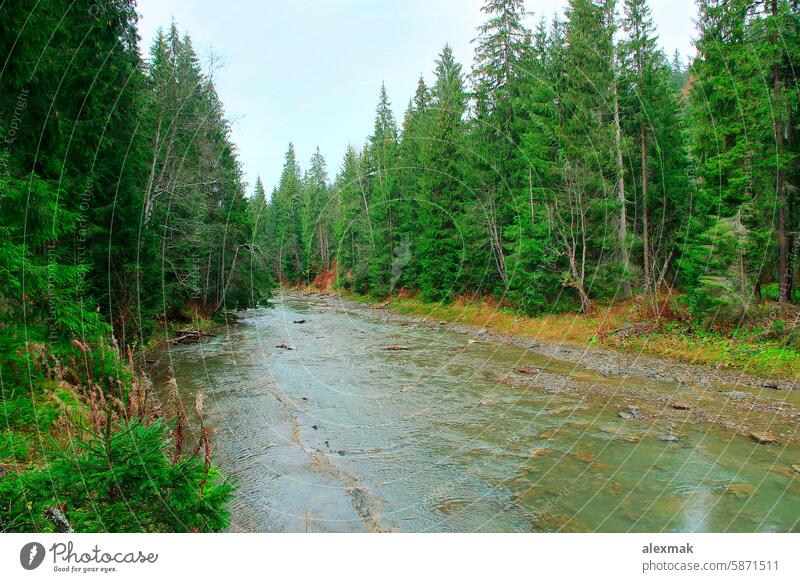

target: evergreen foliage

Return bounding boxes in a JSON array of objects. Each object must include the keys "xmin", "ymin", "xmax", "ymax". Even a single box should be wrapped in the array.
[
  {"xmin": 263, "ymin": 0, "xmax": 799, "ymax": 327},
  {"xmin": 0, "ymin": 2, "xmax": 268, "ymax": 531},
  {"xmin": 3, "ymin": 0, "xmax": 800, "ymax": 532}
]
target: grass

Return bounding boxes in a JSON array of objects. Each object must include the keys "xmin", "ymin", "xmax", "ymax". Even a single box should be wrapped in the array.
[
  {"xmin": 611, "ymin": 331, "xmax": 800, "ymax": 379},
  {"xmin": 0, "ymin": 379, "xmax": 85, "ymax": 467}
]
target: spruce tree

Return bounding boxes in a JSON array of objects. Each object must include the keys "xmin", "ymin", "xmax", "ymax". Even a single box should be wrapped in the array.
[{"xmin": 416, "ymin": 45, "xmax": 469, "ymax": 301}]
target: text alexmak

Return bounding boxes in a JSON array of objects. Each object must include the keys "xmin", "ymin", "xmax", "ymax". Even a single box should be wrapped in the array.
[{"xmin": 642, "ymin": 543, "xmax": 694, "ymax": 554}]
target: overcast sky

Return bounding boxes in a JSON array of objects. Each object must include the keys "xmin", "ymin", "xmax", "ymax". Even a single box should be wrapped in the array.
[{"xmin": 135, "ymin": 0, "xmax": 698, "ymax": 196}]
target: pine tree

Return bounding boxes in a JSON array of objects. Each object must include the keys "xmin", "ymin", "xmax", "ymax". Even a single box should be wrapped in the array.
[
  {"xmin": 620, "ymin": 0, "xmax": 690, "ymax": 294},
  {"xmin": 505, "ymin": 17, "xmax": 564, "ymax": 313},
  {"xmin": 268, "ymin": 144, "xmax": 305, "ymax": 282},
  {"xmin": 333, "ymin": 145, "xmax": 372, "ymax": 291},
  {"xmin": 685, "ymin": 0, "xmax": 797, "ymax": 311},
  {"xmin": 364, "ymin": 85, "xmax": 400, "ymax": 295},
  {"xmin": 551, "ymin": 0, "xmax": 619, "ymax": 310},
  {"xmin": 469, "ymin": 0, "xmax": 532, "ymax": 291},
  {"xmin": 301, "ymin": 148, "xmax": 332, "ymax": 277},
  {"xmin": 0, "ymin": 3, "xmax": 245, "ymax": 532},
  {"xmin": 395, "ymin": 76, "xmax": 432, "ymax": 289},
  {"xmin": 416, "ymin": 45, "xmax": 469, "ymax": 301}
]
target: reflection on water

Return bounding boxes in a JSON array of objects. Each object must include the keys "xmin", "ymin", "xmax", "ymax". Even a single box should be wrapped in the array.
[{"xmin": 154, "ymin": 292, "xmax": 800, "ymax": 532}]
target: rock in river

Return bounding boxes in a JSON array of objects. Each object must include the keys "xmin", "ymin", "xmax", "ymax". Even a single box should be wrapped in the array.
[
  {"xmin": 750, "ymin": 431, "xmax": 777, "ymax": 444},
  {"xmin": 724, "ymin": 483, "xmax": 756, "ymax": 498}
]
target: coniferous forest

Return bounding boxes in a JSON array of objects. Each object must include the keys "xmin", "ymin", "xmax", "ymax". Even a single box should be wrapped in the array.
[
  {"xmin": 1, "ymin": 2, "xmax": 263, "ymax": 531},
  {"xmin": 263, "ymin": 0, "xmax": 800, "ymax": 320},
  {"xmin": 2, "ymin": 0, "xmax": 800, "ymax": 533}
]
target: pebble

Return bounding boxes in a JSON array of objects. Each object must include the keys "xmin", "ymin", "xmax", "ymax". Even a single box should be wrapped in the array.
[
  {"xmin": 618, "ymin": 407, "xmax": 644, "ymax": 420},
  {"xmin": 750, "ymin": 431, "xmax": 777, "ymax": 444},
  {"xmin": 721, "ymin": 390, "xmax": 749, "ymax": 400}
]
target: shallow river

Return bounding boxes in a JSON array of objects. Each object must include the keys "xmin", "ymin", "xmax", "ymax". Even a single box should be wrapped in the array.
[{"xmin": 156, "ymin": 292, "xmax": 800, "ymax": 532}]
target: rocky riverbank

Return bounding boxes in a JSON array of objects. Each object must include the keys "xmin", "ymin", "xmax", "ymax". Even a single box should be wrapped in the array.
[{"xmin": 298, "ymin": 290, "xmax": 800, "ymax": 447}]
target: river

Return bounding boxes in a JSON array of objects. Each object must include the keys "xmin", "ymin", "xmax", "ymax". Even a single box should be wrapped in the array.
[{"xmin": 153, "ymin": 291, "xmax": 800, "ymax": 532}]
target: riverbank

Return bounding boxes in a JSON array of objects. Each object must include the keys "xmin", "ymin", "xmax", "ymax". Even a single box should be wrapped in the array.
[
  {"xmin": 157, "ymin": 291, "xmax": 800, "ymax": 531},
  {"xmin": 289, "ymin": 288, "xmax": 800, "ymax": 447},
  {"xmin": 301, "ymin": 287, "xmax": 799, "ymax": 386}
]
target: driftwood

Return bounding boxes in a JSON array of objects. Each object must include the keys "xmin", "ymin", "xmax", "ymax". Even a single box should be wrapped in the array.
[
  {"xmin": 167, "ymin": 328, "xmax": 212, "ymax": 345},
  {"xmin": 373, "ymin": 301, "xmax": 391, "ymax": 309},
  {"xmin": 384, "ymin": 345, "xmax": 410, "ymax": 351}
]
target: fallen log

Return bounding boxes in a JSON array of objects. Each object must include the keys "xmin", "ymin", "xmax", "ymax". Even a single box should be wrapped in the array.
[
  {"xmin": 384, "ymin": 345, "xmax": 410, "ymax": 351},
  {"xmin": 167, "ymin": 329, "xmax": 211, "ymax": 344}
]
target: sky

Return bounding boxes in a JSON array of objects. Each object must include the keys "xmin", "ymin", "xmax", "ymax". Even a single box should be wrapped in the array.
[{"xmin": 135, "ymin": 0, "xmax": 698, "ymax": 196}]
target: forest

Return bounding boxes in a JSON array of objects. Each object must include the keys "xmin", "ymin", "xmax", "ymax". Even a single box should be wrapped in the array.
[
  {"xmin": 1, "ymin": 0, "xmax": 799, "ymax": 532},
  {"xmin": 1, "ymin": 1, "xmax": 265, "ymax": 531},
  {"xmin": 260, "ymin": 0, "xmax": 800, "ymax": 324}
]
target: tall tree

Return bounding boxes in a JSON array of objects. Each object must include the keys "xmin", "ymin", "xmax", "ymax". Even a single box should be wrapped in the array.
[
  {"xmin": 301, "ymin": 148, "xmax": 332, "ymax": 276},
  {"xmin": 620, "ymin": 0, "xmax": 690, "ymax": 294},
  {"xmin": 268, "ymin": 144, "xmax": 305, "ymax": 282},
  {"xmin": 416, "ymin": 45, "xmax": 469, "ymax": 300},
  {"xmin": 469, "ymin": 0, "xmax": 531, "ymax": 291},
  {"xmin": 333, "ymin": 145, "xmax": 372, "ymax": 291},
  {"xmin": 365, "ymin": 84, "xmax": 400, "ymax": 295}
]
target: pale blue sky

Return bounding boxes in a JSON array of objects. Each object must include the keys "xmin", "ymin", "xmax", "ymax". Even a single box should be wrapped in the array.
[{"xmin": 135, "ymin": 0, "xmax": 697, "ymax": 195}]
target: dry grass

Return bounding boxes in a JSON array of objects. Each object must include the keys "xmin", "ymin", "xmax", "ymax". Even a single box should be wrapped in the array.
[
  {"xmin": 377, "ymin": 293, "xmax": 800, "ymax": 380},
  {"xmin": 389, "ymin": 296, "xmax": 606, "ymax": 345}
]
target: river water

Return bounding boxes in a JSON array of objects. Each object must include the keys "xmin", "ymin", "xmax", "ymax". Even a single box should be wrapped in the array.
[{"xmin": 155, "ymin": 292, "xmax": 800, "ymax": 532}]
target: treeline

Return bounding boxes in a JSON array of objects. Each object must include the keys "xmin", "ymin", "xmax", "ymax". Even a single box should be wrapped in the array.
[
  {"xmin": 256, "ymin": 0, "xmax": 800, "ymax": 324},
  {"xmin": 1, "ymin": 3, "xmax": 270, "ymax": 351},
  {"xmin": 1, "ymin": 2, "xmax": 266, "ymax": 530}
]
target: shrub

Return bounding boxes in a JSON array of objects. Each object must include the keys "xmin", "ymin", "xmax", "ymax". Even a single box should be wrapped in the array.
[
  {"xmin": 0, "ymin": 420, "xmax": 233, "ymax": 532},
  {"xmin": 679, "ymin": 214, "xmax": 753, "ymax": 327}
]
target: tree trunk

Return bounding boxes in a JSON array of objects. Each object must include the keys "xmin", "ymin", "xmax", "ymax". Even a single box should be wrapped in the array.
[
  {"xmin": 613, "ymin": 74, "xmax": 631, "ymax": 298},
  {"xmin": 774, "ymin": 0, "xmax": 789, "ymax": 302},
  {"xmin": 641, "ymin": 124, "xmax": 651, "ymax": 292}
]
